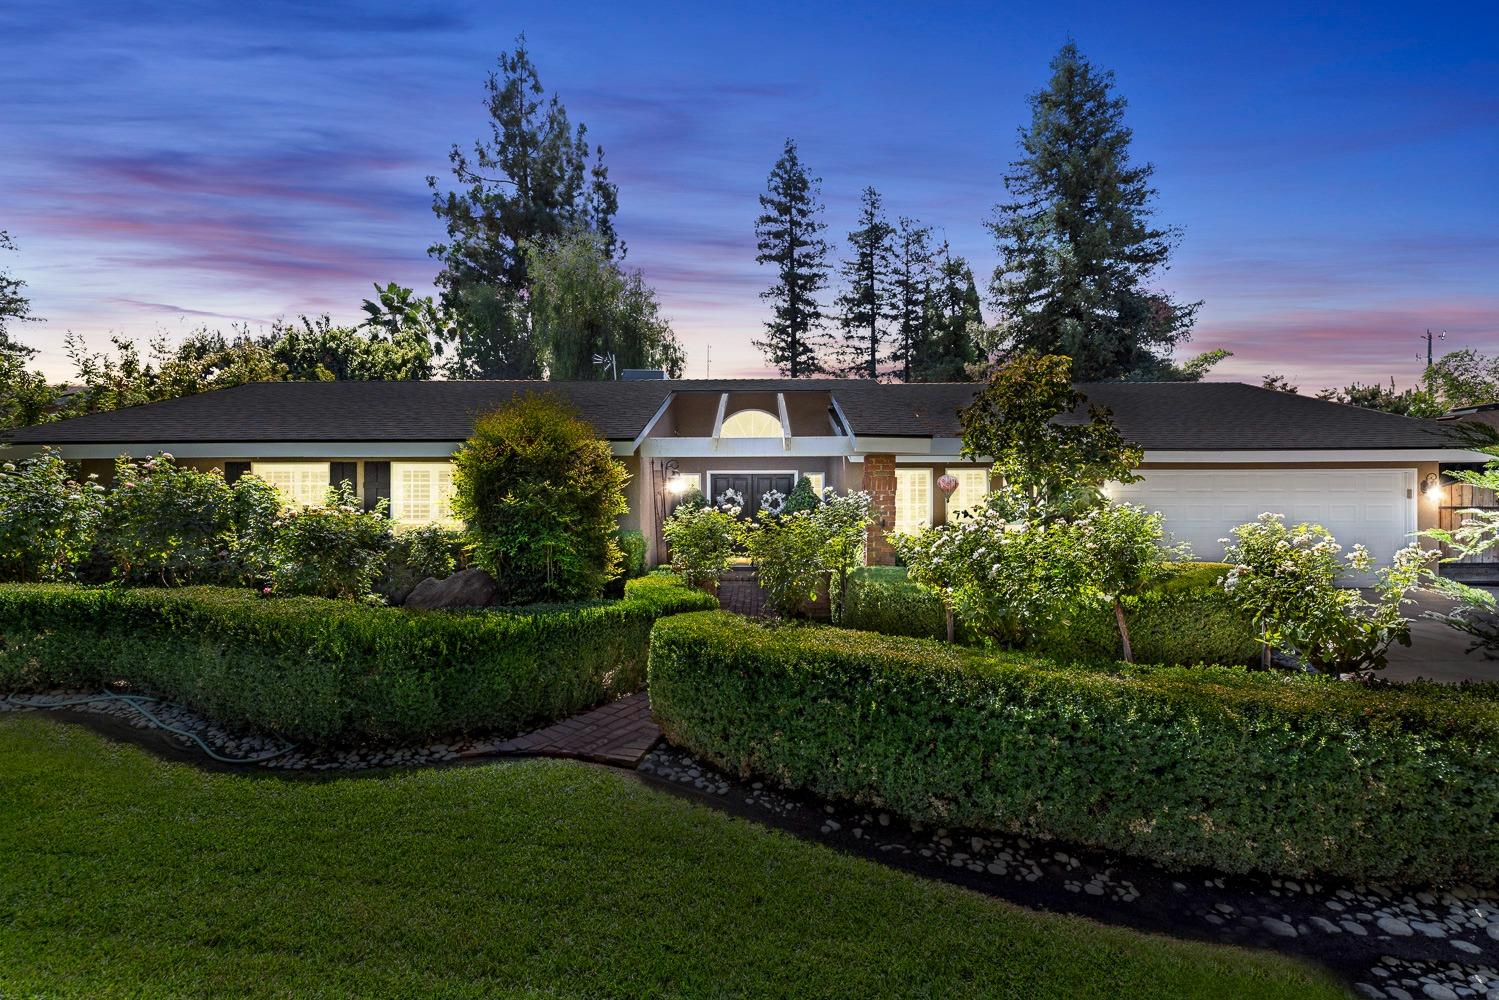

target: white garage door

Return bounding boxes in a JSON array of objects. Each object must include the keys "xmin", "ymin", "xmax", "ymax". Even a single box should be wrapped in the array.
[{"xmin": 1110, "ymin": 469, "xmax": 1417, "ymax": 584}]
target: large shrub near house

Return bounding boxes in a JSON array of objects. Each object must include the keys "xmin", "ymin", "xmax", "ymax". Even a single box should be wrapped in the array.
[
  {"xmin": 0, "ymin": 449, "xmax": 105, "ymax": 582},
  {"xmin": 648, "ymin": 611, "xmax": 1499, "ymax": 886},
  {"xmin": 271, "ymin": 484, "xmax": 393, "ymax": 601},
  {"xmin": 100, "ymin": 454, "xmax": 281, "ymax": 586},
  {"xmin": 0, "ymin": 575, "xmax": 715, "ymax": 745},
  {"xmin": 453, "ymin": 393, "xmax": 630, "ymax": 604}
]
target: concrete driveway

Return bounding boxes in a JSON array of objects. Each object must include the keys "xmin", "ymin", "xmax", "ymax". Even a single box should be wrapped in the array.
[{"xmin": 1381, "ymin": 588, "xmax": 1499, "ymax": 684}]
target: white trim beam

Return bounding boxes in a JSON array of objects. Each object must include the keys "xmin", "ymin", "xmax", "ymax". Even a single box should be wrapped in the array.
[
  {"xmin": 710, "ymin": 392, "xmax": 729, "ymax": 447},
  {"xmin": 776, "ymin": 392, "xmax": 792, "ymax": 450},
  {"xmin": 641, "ymin": 436, "xmax": 850, "ymax": 459}
]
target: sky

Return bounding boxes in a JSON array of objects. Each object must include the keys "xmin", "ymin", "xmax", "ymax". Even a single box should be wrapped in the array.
[{"xmin": 2, "ymin": 1, "xmax": 1496, "ymax": 389}]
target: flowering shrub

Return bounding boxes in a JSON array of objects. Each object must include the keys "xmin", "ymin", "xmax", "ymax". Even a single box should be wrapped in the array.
[
  {"xmin": 813, "ymin": 488, "xmax": 873, "ymax": 622},
  {"xmin": 271, "ymin": 484, "xmax": 393, "ymax": 601},
  {"xmin": 0, "ymin": 449, "xmax": 105, "ymax": 582},
  {"xmin": 100, "ymin": 454, "xmax": 281, "ymax": 586},
  {"xmin": 661, "ymin": 501, "xmax": 741, "ymax": 588},
  {"xmin": 1221, "ymin": 513, "xmax": 1428, "ymax": 672},
  {"xmin": 743, "ymin": 510, "xmax": 827, "ymax": 617},
  {"xmin": 897, "ymin": 490, "xmax": 1187, "ymax": 652}
]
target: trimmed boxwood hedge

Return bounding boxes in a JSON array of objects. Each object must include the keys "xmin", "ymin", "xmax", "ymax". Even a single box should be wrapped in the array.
[
  {"xmin": 648, "ymin": 611, "xmax": 1499, "ymax": 886},
  {"xmin": 844, "ymin": 563, "xmax": 1258, "ymax": 665},
  {"xmin": 0, "ymin": 575, "xmax": 715, "ymax": 746}
]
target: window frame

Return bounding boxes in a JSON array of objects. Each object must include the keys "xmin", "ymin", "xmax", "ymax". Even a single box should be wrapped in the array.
[
  {"xmin": 718, "ymin": 408, "xmax": 783, "ymax": 439},
  {"xmin": 390, "ymin": 461, "xmax": 459, "ymax": 527},
  {"xmin": 250, "ymin": 462, "xmax": 331, "ymax": 509},
  {"xmin": 893, "ymin": 468, "xmax": 934, "ymax": 535}
]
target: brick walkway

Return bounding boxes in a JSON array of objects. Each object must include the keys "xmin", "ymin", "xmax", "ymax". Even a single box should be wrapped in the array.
[
  {"xmin": 716, "ymin": 567, "xmax": 768, "ymax": 617},
  {"xmin": 494, "ymin": 691, "xmax": 660, "ymax": 767}
]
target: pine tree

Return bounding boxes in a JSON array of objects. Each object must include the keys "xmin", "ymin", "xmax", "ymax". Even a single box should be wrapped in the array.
[
  {"xmin": 428, "ymin": 37, "xmax": 621, "ymax": 378},
  {"xmin": 886, "ymin": 216, "xmax": 937, "ymax": 381},
  {"xmin": 754, "ymin": 139, "xmax": 831, "ymax": 377},
  {"xmin": 987, "ymin": 42, "xmax": 1198, "ymax": 381},
  {"xmin": 916, "ymin": 244, "xmax": 983, "ymax": 381},
  {"xmin": 833, "ymin": 187, "xmax": 895, "ymax": 378}
]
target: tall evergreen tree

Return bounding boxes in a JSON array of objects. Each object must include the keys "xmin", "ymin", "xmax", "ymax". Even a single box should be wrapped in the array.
[
  {"xmin": 833, "ymin": 187, "xmax": 895, "ymax": 378},
  {"xmin": 886, "ymin": 216, "xmax": 937, "ymax": 381},
  {"xmin": 754, "ymin": 139, "xmax": 831, "ymax": 377},
  {"xmin": 428, "ymin": 37, "xmax": 620, "ymax": 378},
  {"xmin": 916, "ymin": 244, "xmax": 983, "ymax": 381},
  {"xmin": 988, "ymin": 42, "xmax": 1198, "ymax": 381}
]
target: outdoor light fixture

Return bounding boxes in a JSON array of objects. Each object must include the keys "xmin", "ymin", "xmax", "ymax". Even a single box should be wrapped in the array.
[
  {"xmin": 1421, "ymin": 472, "xmax": 1441, "ymax": 497},
  {"xmin": 666, "ymin": 474, "xmax": 693, "ymax": 495}
]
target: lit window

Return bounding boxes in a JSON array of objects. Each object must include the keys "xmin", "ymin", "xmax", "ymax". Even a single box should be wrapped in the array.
[
  {"xmin": 392, "ymin": 462, "xmax": 458, "ymax": 526},
  {"xmin": 946, "ymin": 467, "xmax": 991, "ymax": 518},
  {"xmin": 251, "ymin": 463, "xmax": 330, "ymax": 508},
  {"xmin": 719, "ymin": 409, "xmax": 782, "ymax": 438},
  {"xmin": 894, "ymin": 468, "xmax": 932, "ymax": 535},
  {"xmin": 802, "ymin": 472, "xmax": 825, "ymax": 496}
]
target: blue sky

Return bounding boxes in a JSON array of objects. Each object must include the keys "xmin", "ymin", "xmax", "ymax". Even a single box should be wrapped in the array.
[{"xmin": 2, "ymin": 0, "xmax": 1495, "ymax": 387}]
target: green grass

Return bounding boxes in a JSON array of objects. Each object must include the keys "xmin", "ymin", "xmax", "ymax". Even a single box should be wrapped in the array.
[{"xmin": 0, "ymin": 715, "xmax": 1347, "ymax": 1000}]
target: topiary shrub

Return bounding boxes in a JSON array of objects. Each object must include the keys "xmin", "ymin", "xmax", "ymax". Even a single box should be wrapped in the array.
[
  {"xmin": 648, "ymin": 611, "xmax": 1499, "ymax": 886},
  {"xmin": 619, "ymin": 529, "xmax": 647, "ymax": 579},
  {"xmin": 843, "ymin": 566, "xmax": 957, "ymax": 640},
  {"xmin": 0, "ymin": 576, "xmax": 717, "ymax": 745},
  {"xmin": 452, "ymin": 393, "xmax": 630, "ymax": 604},
  {"xmin": 781, "ymin": 476, "xmax": 821, "ymax": 516}
]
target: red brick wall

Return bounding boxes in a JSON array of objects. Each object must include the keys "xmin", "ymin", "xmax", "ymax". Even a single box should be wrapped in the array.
[{"xmin": 862, "ymin": 454, "xmax": 897, "ymax": 565}]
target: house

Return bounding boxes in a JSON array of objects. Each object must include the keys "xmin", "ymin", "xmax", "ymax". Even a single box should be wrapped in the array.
[{"xmin": 3, "ymin": 379, "xmax": 1489, "ymax": 581}]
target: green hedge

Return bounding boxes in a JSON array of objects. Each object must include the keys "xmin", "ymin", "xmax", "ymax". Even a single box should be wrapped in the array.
[
  {"xmin": 844, "ymin": 563, "xmax": 1257, "ymax": 665},
  {"xmin": 648, "ymin": 611, "xmax": 1499, "ymax": 886},
  {"xmin": 0, "ymin": 576, "xmax": 716, "ymax": 746}
]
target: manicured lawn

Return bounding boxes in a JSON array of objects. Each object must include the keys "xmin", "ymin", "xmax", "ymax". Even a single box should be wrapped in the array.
[{"xmin": 0, "ymin": 715, "xmax": 1346, "ymax": 999}]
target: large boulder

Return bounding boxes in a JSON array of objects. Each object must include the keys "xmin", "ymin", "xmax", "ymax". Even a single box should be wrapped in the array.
[{"xmin": 403, "ymin": 567, "xmax": 500, "ymax": 610}]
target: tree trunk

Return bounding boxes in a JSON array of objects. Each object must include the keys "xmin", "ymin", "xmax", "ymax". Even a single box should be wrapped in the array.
[
  {"xmin": 1113, "ymin": 598, "xmax": 1133, "ymax": 663},
  {"xmin": 945, "ymin": 605, "xmax": 955, "ymax": 643}
]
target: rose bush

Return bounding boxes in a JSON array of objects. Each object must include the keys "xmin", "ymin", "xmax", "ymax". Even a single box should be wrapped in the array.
[{"xmin": 0, "ymin": 449, "xmax": 105, "ymax": 582}]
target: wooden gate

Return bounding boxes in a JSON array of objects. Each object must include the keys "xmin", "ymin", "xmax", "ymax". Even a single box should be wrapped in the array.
[{"xmin": 1438, "ymin": 481, "xmax": 1499, "ymax": 581}]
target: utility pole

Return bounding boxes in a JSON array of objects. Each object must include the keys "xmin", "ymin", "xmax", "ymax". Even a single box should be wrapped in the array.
[
  {"xmin": 705, "ymin": 344, "xmax": 711, "ymax": 379},
  {"xmin": 1421, "ymin": 329, "xmax": 1447, "ymax": 368}
]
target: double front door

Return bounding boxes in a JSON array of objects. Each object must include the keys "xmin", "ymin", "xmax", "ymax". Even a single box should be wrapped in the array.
[{"xmin": 708, "ymin": 472, "xmax": 796, "ymax": 519}]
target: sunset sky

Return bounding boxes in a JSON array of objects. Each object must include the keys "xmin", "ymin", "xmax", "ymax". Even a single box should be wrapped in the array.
[{"xmin": 3, "ymin": 1, "xmax": 1495, "ymax": 388}]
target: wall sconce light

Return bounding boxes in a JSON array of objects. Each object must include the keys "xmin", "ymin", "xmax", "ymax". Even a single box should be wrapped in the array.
[
  {"xmin": 666, "ymin": 474, "xmax": 693, "ymax": 496},
  {"xmin": 1420, "ymin": 472, "xmax": 1441, "ymax": 498}
]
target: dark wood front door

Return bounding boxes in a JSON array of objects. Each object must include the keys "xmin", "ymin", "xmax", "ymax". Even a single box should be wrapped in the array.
[{"xmin": 708, "ymin": 473, "xmax": 796, "ymax": 518}]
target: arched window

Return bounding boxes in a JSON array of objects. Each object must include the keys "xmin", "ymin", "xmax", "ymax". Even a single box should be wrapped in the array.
[{"xmin": 719, "ymin": 408, "xmax": 782, "ymax": 438}]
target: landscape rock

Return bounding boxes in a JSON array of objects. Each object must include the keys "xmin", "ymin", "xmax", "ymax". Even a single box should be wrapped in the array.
[{"xmin": 403, "ymin": 568, "xmax": 500, "ymax": 610}]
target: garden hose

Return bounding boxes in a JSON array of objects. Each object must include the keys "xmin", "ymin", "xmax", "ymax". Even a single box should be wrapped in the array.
[{"xmin": 1, "ymin": 691, "xmax": 295, "ymax": 765}]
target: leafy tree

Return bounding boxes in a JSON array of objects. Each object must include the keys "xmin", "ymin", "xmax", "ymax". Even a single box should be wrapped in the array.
[
  {"xmin": 1261, "ymin": 373, "xmax": 1298, "ymax": 393},
  {"xmin": 268, "ymin": 315, "xmax": 434, "ymax": 381},
  {"xmin": 452, "ymin": 393, "xmax": 629, "ymax": 603},
  {"xmin": 525, "ymin": 230, "xmax": 684, "ymax": 379},
  {"xmin": 915, "ymin": 245, "xmax": 983, "ymax": 382},
  {"xmin": 0, "ymin": 232, "xmax": 58, "ymax": 430},
  {"xmin": 743, "ymin": 511, "xmax": 828, "ymax": 617},
  {"xmin": 988, "ymin": 43, "xmax": 1199, "ymax": 381},
  {"xmin": 812, "ymin": 488, "xmax": 873, "ymax": 622},
  {"xmin": 959, "ymin": 352, "xmax": 1141, "ymax": 510},
  {"xmin": 427, "ymin": 37, "xmax": 618, "ymax": 379},
  {"xmin": 1160, "ymin": 348, "xmax": 1232, "ymax": 382},
  {"xmin": 0, "ymin": 231, "xmax": 39, "ymax": 343},
  {"xmin": 1072, "ymin": 502, "xmax": 1186, "ymax": 661},
  {"xmin": 754, "ymin": 139, "xmax": 831, "ymax": 377},
  {"xmin": 1425, "ymin": 349, "xmax": 1499, "ymax": 410},
  {"xmin": 886, "ymin": 216, "xmax": 937, "ymax": 382},
  {"xmin": 1316, "ymin": 378, "xmax": 1443, "ymax": 418},
  {"xmin": 832, "ymin": 187, "xmax": 895, "ymax": 378}
]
